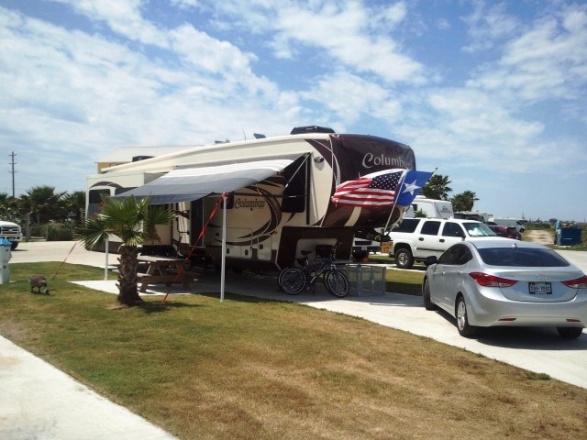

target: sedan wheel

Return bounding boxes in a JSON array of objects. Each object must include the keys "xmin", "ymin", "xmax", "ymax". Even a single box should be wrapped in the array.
[
  {"xmin": 456, "ymin": 296, "xmax": 478, "ymax": 338},
  {"xmin": 557, "ymin": 327, "xmax": 583, "ymax": 339},
  {"xmin": 422, "ymin": 279, "xmax": 437, "ymax": 311}
]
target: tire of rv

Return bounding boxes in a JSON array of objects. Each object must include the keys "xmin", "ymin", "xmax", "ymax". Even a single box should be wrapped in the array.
[{"xmin": 395, "ymin": 248, "xmax": 414, "ymax": 269}]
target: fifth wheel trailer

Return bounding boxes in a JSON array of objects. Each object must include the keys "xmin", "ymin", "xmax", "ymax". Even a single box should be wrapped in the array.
[{"xmin": 86, "ymin": 128, "xmax": 416, "ymax": 270}]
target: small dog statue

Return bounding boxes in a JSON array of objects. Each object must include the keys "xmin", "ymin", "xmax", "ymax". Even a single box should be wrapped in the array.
[{"xmin": 29, "ymin": 275, "xmax": 49, "ymax": 294}]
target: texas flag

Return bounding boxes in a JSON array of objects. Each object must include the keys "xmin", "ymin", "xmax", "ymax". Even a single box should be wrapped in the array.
[{"xmin": 396, "ymin": 170, "xmax": 433, "ymax": 206}]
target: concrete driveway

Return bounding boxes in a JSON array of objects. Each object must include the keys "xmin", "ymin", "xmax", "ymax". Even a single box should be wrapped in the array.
[{"xmin": 8, "ymin": 241, "xmax": 587, "ymax": 390}]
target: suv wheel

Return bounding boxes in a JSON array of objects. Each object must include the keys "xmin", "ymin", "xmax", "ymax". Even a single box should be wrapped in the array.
[{"xmin": 395, "ymin": 248, "xmax": 414, "ymax": 269}]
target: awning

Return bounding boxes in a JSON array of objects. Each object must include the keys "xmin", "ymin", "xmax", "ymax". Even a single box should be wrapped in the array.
[{"xmin": 117, "ymin": 155, "xmax": 305, "ymax": 204}]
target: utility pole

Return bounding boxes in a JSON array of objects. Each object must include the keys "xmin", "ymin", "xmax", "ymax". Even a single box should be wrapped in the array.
[{"xmin": 9, "ymin": 151, "xmax": 16, "ymax": 198}]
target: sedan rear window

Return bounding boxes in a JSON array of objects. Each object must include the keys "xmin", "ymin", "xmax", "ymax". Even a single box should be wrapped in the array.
[{"xmin": 478, "ymin": 247, "xmax": 570, "ymax": 267}]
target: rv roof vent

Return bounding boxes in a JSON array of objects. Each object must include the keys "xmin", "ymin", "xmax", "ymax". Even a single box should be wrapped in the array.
[
  {"xmin": 290, "ymin": 126, "xmax": 335, "ymax": 135},
  {"xmin": 132, "ymin": 155, "xmax": 154, "ymax": 162}
]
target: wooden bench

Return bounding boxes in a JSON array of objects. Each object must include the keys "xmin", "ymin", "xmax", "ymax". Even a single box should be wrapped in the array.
[{"xmin": 136, "ymin": 255, "xmax": 192, "ymax": 292}]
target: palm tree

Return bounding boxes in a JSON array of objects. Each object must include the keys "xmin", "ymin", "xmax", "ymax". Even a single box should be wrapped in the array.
[
  {"xmin": 62, "ymin": 191, "xmax": 87, "ymax": 225},
  {"xmin": 19, "ymin": 185, "xmax": 67, "ymax": 224},
  {"xmin": 78, "ymin": 195, "xmax": 174, "ymax": 306},
  {"xmin": 421, "ymin": 175, "xmax": 452, "ymax": 200},
  {"xmin": 451, "ymin": 191, "xmax": 479, "ymax": 212}
]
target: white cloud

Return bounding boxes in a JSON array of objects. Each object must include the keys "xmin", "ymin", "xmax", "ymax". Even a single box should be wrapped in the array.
[
  {"xmin": 468, "ymin": 5, "xmax": 587, "ymax": 103},
  {"xmin": 182, "ymin": 0, "xmax": 424, "ymax": 84},
  {"xmin": 300, "ymin": 71, "xmax": 401, "ymax": 124},
  {"xmin": 461, "ymin": 0, "xmax": 520, "ymax": 53},
  {"xmin": 272, "ymin": 2, "xmax": 423, "ymax": 83},
  {"xmin": 0, "ymin": 4, "xmax": 302, "ymax": 195}
]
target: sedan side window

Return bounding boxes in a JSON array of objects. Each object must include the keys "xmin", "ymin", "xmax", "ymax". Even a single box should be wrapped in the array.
[{"xmin": 438, "ymin": 244, "xmax": 472, "ymax": 265}]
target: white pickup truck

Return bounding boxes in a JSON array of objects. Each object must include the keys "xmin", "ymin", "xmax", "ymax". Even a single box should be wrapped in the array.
[{"xmin": 0, "ymin": 220, "xmax": 22, "ymax": 249}]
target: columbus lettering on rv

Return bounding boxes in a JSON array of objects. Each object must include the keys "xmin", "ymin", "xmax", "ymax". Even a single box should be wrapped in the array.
[
  {"xmin": 235, "ymin": 198, "xmax": 266, "ymax": 209},
  {"xmin": 362, "ymin": 153, "xmax": 410, "ymax": 169}
]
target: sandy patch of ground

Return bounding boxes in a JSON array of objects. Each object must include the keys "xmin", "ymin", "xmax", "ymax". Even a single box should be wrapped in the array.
[{"xmin": 525, "ymin": 229, "xmax": 554, "ymax": 245}]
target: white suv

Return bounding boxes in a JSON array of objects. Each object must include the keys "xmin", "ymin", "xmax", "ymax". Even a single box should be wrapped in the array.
[
  {"xmin": 388, "ymin": 218, "xmax": 496, "ymax": 269},
  {"xmin": 0, "ymin": 220, "xmax": 22, "ymax": 250}
]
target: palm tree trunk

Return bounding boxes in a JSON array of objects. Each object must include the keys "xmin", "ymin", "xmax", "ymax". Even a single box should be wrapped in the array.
[{"xmin": 117, "ymin": 245, "xmax": 143, "ymax": 305}]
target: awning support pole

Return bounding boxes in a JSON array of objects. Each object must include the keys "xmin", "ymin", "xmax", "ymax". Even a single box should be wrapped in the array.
[{"xmin": 220, "ymin": 193, "xmax": 227, "ymax": 302}]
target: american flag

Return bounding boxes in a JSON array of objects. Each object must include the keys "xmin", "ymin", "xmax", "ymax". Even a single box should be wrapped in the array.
[{"xmin": 331, "ymin": 169, "xmax": 405, "ymax": 208}]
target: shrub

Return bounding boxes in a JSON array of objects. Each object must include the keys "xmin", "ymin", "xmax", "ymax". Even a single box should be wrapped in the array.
[{"xmin": 45, "ymin": 223, "xmax": 74, "ymax": 241}]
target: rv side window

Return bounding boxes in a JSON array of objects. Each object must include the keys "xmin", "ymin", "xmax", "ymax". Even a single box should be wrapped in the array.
[
  {"xmin": 88, "ymin": 189, "xmax": 111, "ymax": 203},
  {"xmin": 281, "ymin": 157, "xmax": 306, "ymax": 213},
  {"xmin": 87, "ymin": 189, "xmax": 111, "ymax": 217}
]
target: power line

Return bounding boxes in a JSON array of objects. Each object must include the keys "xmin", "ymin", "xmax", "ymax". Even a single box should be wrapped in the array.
[{"xmin": 9, "ymin": 151, "xmax": 16, "ymax": 198}]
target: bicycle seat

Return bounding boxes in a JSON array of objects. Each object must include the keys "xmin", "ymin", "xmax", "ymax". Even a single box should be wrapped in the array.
[{"xmin": 301, "ymin": 250, "xmax": 312, "ymax": 256}]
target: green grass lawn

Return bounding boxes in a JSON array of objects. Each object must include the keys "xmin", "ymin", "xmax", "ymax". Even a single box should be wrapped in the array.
[{"xmin": 1, "ymin": 262, "xmax": 586, "ymax": 440}]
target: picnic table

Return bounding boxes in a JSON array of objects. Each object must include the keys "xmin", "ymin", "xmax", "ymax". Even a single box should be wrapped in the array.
[{"xmin": 137, "ymin": 255, "xmax": 191, "ymax": 292}]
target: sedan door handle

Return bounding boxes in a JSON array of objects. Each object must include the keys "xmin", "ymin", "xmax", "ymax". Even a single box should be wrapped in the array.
[
  {"xmin": 439, "ymin": 239, "xmax": 445, "ymax": 242},
  {"xmin": 419, "ymin": 237, "xmax": 424, "ymax": 241}
]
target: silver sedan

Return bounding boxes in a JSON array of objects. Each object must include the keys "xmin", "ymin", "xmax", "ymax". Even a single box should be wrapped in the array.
[{"xmin": 422, "ymin": 238, "xmax": 587, "ymax": 339}]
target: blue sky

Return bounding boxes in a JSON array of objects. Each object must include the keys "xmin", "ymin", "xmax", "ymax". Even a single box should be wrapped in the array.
[{"xmin": 1, "ymin": 0, "xmax": 585, "ymax": 221}]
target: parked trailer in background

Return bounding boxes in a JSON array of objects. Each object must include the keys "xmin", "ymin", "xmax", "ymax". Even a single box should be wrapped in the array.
[
  {"xmin": 404, "ymin": 196, "xmax": 453, "ymax": 219},
  {"xmin": 489, "ymin": 217, "xmax": 526, "ymax": 233},
  {"xmin": 87, "ymin": 128, "xmax": 416, "ymax": 270}
]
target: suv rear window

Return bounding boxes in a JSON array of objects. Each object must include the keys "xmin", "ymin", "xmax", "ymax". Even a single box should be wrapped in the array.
[{"xmin": 393, "ymin": 218, "xmax": 420, "ymax": 233}]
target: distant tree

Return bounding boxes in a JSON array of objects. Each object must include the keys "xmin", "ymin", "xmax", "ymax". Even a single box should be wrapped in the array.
[
  {"xmin": 451, "ymin": 191, "xmax": 479, "ymax": 212},
  {"xmin": 0, "ymin": 193, "xmax": 20, "ymax": 222},
  {"xmin": 62, "ymin": 191, "xmax": 86, "ymax": 225},
  {"xmin": 421, "ymin": 175, "xmax": 452, "ymax": 200},
  {"xmin": 19, "ymin": 186, "xmax": 67, "ymax": 224},
  {"xmin": 78, "ymin": 195, "xmax": 174, "ymax": 306}
]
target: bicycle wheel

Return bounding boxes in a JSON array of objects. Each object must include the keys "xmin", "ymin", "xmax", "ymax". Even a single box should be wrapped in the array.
[
  {"xmin": 324, "ymin": 269, "xmax": 350, "ymax": 298},
  {"xmin": 278, "ymin": 267, "xmax": 307, "ymax": 295}
]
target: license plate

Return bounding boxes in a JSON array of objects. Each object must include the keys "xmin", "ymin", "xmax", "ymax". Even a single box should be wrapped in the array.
[{"xmin": 529, "ymin": 282, "xmax": 552, "ymax": 294}]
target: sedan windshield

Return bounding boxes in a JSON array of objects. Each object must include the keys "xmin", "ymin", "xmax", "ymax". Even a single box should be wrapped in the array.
[{"xmin": 478, "ymin": 247, "xmax": 570, "ymax": 267}]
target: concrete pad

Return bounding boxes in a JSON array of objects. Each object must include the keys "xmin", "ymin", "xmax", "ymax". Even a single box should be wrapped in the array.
[{"xmin": 0, "ymin": 335, "xmax": 178, "ymax": 440}]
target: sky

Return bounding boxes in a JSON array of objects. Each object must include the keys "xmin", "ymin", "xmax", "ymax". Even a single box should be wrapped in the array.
[{"xmin": 0, "ymin": 0, "xmax": 586, "ymax": 222}]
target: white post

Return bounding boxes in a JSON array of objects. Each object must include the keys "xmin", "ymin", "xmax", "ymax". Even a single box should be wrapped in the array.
[
  {"xmin": 220, "ymin": 194, "xmax": 227, "ymax": 302},
  {"xmin": 104, "ymin": 239, "xmax": 109, "ymax": 281}
]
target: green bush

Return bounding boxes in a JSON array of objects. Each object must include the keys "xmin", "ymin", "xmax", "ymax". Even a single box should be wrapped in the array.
[{"xmin": 45, "ymin": 223, "xmax": 74, "ymax": 241}]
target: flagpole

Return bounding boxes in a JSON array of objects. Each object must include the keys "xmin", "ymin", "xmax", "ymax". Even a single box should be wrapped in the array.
[{"xmin": 383, "ymin": 169, "xmax": 408, "ymax": 232}]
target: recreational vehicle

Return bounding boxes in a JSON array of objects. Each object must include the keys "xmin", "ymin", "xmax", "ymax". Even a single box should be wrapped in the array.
[
  {"xmin": 404, "ymin": 196, "xmax": 453, "ymax": 219},
  {"xmin": 86, "ymin": 128, "xmax": 416, "ymax": 270}
]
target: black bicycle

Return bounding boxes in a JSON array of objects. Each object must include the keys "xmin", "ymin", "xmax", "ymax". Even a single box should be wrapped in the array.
[{"xmin": 278, "ymin": 246, "xmax": 350, "ymax": 297}]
